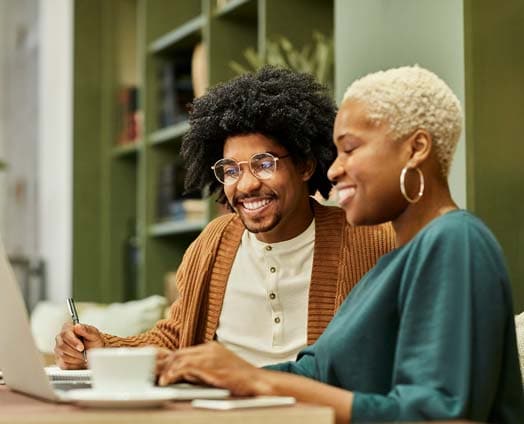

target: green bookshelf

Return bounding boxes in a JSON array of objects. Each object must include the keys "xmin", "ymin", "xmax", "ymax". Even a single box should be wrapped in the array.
[{"xmin": 73, "ymin": 0, "xmax": 334, "ymax": 302}]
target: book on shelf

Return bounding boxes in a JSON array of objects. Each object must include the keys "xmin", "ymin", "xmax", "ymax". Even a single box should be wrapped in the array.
[
  {"xmin": 181, "ymin": 198, "xmax": 206, "ymax": 213},
  {"xmin": 168, "ymin": 199, "xmax": 206, "ymax": 222},
  {"xmin": 157, "ymin": 162, "xmax": 206, "ymax": 222},
  {"xmin": 157, "ymin": 54, "xmax": 194, "ymax": 129},
  {"xmin": 157, "ymin": 162, "xmax": 183, "ymax": 220},
  {"xmin": 116, "ymin": 85, "xmax": 141, "ymax": 146}
]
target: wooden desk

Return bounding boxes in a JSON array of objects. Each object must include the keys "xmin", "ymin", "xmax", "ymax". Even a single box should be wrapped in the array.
[{"xmin": 0, "ymin": 386, "xmax": 334, "ymax": 424}]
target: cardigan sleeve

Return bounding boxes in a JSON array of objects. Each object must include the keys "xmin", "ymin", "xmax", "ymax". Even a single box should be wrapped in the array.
[
  {"xmin": 351, "ymin": 217, "xmax": 522, "ymax": 423},
  {"xmin": 101, "ymin": 214, "xmax": 237, "ymax": 349},
  {"xmin": 100, "ymin": 235, "xmax": 203, "ymax": 349}
]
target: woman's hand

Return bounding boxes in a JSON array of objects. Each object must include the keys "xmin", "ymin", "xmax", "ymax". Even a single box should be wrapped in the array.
[
  {"xmin": 156, "ymin": 342, "xmax": 353, "ymax": 423},
  {"xmin": 156, "ymin": 342, "xmax": 271, "ymax": 396}
]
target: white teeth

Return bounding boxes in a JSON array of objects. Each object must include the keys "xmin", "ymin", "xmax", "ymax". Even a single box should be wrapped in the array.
[
  {"xmin": 242, "ymin": 198, "xmax": 271, "ymax": 210},
  {"xmin": 337, "ymin": 187, "xmax": 356, "ymax": 204}
]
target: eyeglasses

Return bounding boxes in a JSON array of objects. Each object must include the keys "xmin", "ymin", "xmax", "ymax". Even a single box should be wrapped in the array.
[{"xmin": 211, "ymin": 152, "xmax": 290, "ymax": 186}]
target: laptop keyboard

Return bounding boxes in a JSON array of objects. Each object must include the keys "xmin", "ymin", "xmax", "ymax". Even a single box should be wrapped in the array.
[{"xmin": 52, "ymin": 380, "xmax": 91, "ymax": 391}]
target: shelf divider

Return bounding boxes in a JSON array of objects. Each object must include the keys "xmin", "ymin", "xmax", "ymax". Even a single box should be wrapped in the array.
[
  {"xmin": 112, "ymin": 141, "xmax": 141, "ymax": 158},
  {"xmin": 149, "ymin": 15, "xmax": 206, "ymax": 53},
  {"xmin": 149, "ymin": 121, "xmax": 190, "ymax": 145},
  {"xmin": 149, "ymin": 219, "xmax": 207, "ymax": 237}
]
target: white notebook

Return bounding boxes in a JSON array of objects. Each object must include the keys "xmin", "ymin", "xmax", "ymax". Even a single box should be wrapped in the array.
[
  {"xmin": 44, "ymin": 366, "xmax": 91, "ymax": 382},
  {"xmin": 1, "ymin": 366, "xmax": 91, "ymax": 381}
]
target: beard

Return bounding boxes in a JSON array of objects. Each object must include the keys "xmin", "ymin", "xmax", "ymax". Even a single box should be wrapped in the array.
[
  {"xmin": 239, "ymin": 210, "xmax": 282, "ymax": 234},
  {"xmin": 231, "ymin": 194, "xmax": 282, "ymax": 234}
]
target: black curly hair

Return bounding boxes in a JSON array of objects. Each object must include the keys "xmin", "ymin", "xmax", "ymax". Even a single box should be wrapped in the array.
[{"xmin": 181, "ymin": 66, "xmax": 337, "ymax": 203}]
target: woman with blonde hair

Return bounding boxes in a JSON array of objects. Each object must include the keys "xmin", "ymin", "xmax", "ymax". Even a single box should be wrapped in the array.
[{"xmin": 157, "ymin": 66, "xmax": 524, "ymax": 423}]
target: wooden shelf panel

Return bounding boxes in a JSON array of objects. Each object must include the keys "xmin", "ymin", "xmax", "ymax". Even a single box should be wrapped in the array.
[
  {"xmin": 112, "ymin": 141, "xmax": 141, "ymax": 158},
  {"xmin": 149, "ymin": 219, "xmax": 206, "ymax": 237},
  {"xmin": 149, "ymin": 15, "xmax": 205, "ymax": 53},
  {"xmin": 149, "ymin": 121, "xmax": 190, "ymax": 145},
  {"xmin": 213, "ymin": 0, "xmax": 257, "ymax": 21}
]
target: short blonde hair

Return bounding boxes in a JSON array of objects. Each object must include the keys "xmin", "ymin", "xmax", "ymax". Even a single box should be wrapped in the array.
[{"xmin": 342, "ymin": 65, "xmax": 463, "ymax": 177}]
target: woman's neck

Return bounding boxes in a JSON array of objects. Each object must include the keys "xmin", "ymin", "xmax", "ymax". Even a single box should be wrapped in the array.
[{"xmin": 392, "ymin": 181, "xmax": 458, "ymax": 247}]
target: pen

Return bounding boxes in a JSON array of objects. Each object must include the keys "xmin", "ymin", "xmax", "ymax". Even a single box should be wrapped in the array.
[{"xmin": 66, "ymin": 297, "xmax": 87, "ymax": 362}]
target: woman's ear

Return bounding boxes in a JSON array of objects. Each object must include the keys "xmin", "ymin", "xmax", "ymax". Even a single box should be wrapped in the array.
[
  {"xmin": 407, "ymin": 129, "xmax": 432, "ymax": 167},
  {"xmin": 301, "ymin": 158, "xmax": 317, "ymax": 182}
]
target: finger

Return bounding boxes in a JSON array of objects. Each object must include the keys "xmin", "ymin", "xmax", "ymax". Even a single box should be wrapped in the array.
[
  {"xmin": 162, "ymin": 353, "xmax": 201, "ymax": 372},
  {"xmin": 155, "ymin": 355, "xmax": 173, "ymax": 376},
  {"xmin": 172, "ymin": 350, "xmax": 229, "ymax": 370},
  {"xmin": 179, "ymin": 368, "xmax": 223, "ymax": 387},
  {"xmin": 155, "ymin": 350, "xmax": 215, "ymax": 382},
  {"xmin": 170, "ymin": 343, "xmax": 211, "ymax": 359},
  {"xmin": 156, "ymin": 347, "xmax": 172, "ymax": 360},
  {"xmin": 60, "ymin": 327, "xmax": 86, "ymax": 353},
  {"xmin": 159, "ymin": 367, "xmax": 204, "ymax": 386},
  {"xmin": 54, "ymin": 348, "xmax": 87, "ymax": 369},
  {"xmin": 73, "ymin": 324, "xmax": 101, "ymax": 343},
  {"xmin": 155, "ymin": 350, "xmax": 172, "ymax": 372},
  {"xmin": 55, "ymin": 334, "xmax": 85, "ymax": 358},
  {"xmin": 158, "ymin": 362, "xmax": 225, "ymax": 387}
]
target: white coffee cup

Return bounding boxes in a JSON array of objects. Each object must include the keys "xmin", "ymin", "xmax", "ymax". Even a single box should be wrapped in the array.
[{"xmin": 88, "ymin": 347, "xmax": 157, "ymax": 392}]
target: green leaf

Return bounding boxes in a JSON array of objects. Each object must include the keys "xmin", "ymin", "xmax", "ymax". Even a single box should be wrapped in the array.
[
  {"xmin": 229, "ymin": 61, "xmax": 250, "ymax": 75},
  {"xmin": 228, "ymin": 31, "xmax": 334, "ymax": 91}
]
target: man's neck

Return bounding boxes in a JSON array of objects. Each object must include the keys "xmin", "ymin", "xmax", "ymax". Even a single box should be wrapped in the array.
[{"xmin": 254, "ymin": 199, "xmax": 315, "ymax": 244}]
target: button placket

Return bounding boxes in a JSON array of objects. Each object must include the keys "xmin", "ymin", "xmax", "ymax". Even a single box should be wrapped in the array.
[{"xmin": 264, "ymin": 247, "xmax": 283, "ymax": 347}]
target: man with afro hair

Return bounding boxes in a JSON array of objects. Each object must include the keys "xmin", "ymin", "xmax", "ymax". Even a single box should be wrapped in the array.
[{"xmin": 54, "ymin": 67, "xmax": 395, "ymax": 369}]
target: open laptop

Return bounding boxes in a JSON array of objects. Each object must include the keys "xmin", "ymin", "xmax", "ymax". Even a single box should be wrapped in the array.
[
  {"xmin": 0, "ymin": 237, "xmax": 229, "ymax": 403},
  {"xmin": 0, "ymin": 238, "xmax": 82, "ymax": 401}
]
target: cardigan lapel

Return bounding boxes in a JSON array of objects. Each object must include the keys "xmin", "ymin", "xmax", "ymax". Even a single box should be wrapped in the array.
[
  {"xmin": 307, "ymin": 201, "xmax": 345, "ymax": 344},
  {"xmin": 203, "ymin": 215, "xmax": 245, "ymax": 342},
  {"xmin": 201, "ymin": 201, "xmax": 345, "ymax": 345}
]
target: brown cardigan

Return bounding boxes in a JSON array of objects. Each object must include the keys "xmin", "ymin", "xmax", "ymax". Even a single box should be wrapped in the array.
[{"xmin": 102, "ymin": 201, "xmax": 395, "ymax": 348}]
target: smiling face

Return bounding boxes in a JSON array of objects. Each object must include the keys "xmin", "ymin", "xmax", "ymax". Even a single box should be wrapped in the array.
[
  {"xmin": 223, "ymin": 133, "xmax": 314, "ymax": 243},
  {"xmin": 327, "ymin": 100, "xmax": 410, "ymax": 226}
]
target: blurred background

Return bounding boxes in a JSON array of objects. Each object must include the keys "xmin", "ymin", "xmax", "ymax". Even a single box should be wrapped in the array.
[{"xmin": 0, "ymin": 0, "xmax": 522, "ymax": 319}]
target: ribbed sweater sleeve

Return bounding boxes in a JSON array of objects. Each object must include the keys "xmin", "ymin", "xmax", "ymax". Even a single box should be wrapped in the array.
[
  {"xmin": 101, "ymin": 214, "xmax": 238, "ymax": 348},
  {"xmin": 306, "ymin": 202, "xmax": 396, "ymax": 343}
]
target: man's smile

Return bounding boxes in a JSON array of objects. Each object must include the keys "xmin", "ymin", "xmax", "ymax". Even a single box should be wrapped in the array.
[{"xmin": 236, "ymin": 196, "xmax": 275, "ymax": 216}]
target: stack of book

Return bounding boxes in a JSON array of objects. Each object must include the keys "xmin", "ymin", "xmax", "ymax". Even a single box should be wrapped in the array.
[
  {"xmin": 178, "ymin": 198, "xmax": 206, "ymax": 221},
  {"xmin": 157, "ymin": 163, "xmax": 205, "ymax": 222}
]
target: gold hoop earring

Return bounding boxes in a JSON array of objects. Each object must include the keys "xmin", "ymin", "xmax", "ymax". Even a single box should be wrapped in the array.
[{"xmin": 400, "ymin": 165, "xmax": 424, "ymax": 203}]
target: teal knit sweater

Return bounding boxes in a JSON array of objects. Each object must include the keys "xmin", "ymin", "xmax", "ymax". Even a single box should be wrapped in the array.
[{"xmin": 268, "ymin": 211, "xmax": 524, "ymax": 423}]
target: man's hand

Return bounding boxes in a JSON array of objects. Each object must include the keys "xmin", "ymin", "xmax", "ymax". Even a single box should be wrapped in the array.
[{"xmin": 54, "ymin": 322, "xmax": 104, "ymax": 369}]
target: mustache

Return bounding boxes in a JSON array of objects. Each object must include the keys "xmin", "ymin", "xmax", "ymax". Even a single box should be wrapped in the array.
[{"xmin": 233, "ymin": 192, "xmax": 276, "ymax": 205}]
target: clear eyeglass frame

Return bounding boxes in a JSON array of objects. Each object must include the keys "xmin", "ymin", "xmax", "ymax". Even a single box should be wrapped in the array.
[{"xmin": 211, "ymin": 152, "xmax": 290, "ymax": 186}]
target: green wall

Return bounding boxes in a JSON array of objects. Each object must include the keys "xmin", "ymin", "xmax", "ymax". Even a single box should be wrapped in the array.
[
  {"xmin": 335, "ymin": 0, "xmax": 523, "ymax": 311},
  {"xmin": 334, "ymin": 0, "xmax": 466, "ymax": 208},
  {"xmin": 464, "ymin": 0, "xmax": 524, "ymax": 311}
]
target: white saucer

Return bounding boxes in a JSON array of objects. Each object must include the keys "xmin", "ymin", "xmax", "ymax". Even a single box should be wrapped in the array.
[{"xmin": 66, "ymin": 388, "xmax": 179, "ymax": 408}]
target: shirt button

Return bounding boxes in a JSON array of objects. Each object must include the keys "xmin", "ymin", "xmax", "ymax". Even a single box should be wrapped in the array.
[
  {"xmin": 265, "ymin": 245, "xmax": 272, "ymax": 251},
  {"xmin": 274, "ymin": 317, "xmax": 281, "ymax": 324},
  {"xmin": 269, "ymin": 292, "xmax": 276, "ymax": 300},
  {"xmin": 270, "ymin": 266, "xmax": 276, "ymax": 273}
]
